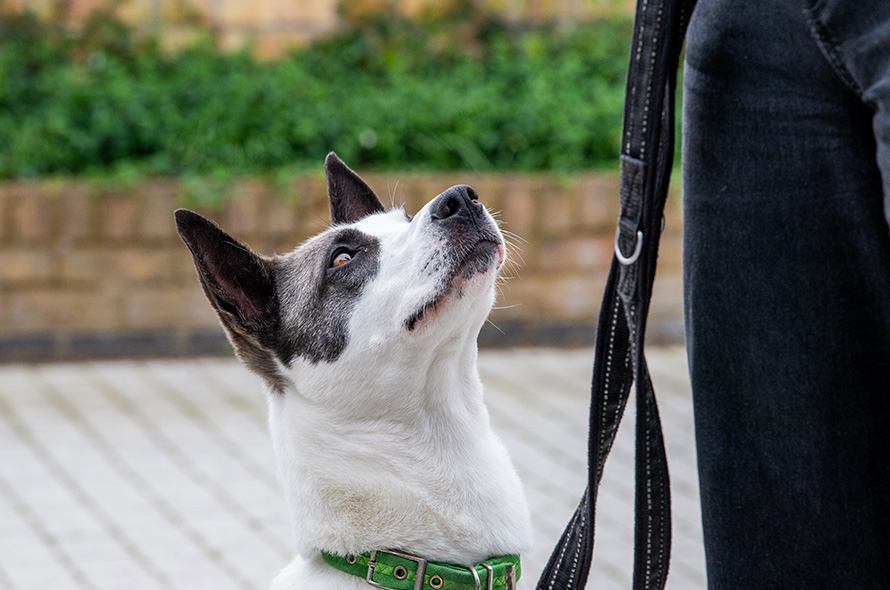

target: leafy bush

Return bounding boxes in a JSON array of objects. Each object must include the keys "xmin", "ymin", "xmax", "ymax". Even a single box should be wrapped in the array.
[{"xmin": 0, "ymin": 9, "xmax": 633, "ymax": 178}]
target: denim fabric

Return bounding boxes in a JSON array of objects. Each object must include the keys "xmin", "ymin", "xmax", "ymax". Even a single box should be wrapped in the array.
[{"xmin": 682, "ymin": 0, "xmax": 890, "ymax": 587}]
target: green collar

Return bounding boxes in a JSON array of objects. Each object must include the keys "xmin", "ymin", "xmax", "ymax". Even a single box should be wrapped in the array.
[{"xmin": 321, "ymin": 549, "xmax": 520, "ymax": 590}]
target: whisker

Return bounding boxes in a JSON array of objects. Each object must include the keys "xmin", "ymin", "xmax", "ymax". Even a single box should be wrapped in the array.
[
  {"xmin": 500, "ymin": 230, "xmax": 528, "ymax": 245},
  {"xmin": 491, "ymin": 303, "xmax": 522, "ymax": 310},
  {"xmin": 388, "ymin": 179, "xmax": 403, "ymax": 209},
  {"xmin": 484, "ymin": 318, "xmax": 506, "ymax": 335}
]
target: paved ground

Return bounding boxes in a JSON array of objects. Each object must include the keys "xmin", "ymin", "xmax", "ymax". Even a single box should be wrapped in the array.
[{"xmin": 0, "ymin": 347, "xmax": 705, "ymax": 590}]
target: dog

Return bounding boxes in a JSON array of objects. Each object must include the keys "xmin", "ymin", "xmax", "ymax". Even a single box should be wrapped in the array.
[{"xmin": 175, "ymin": 153, "xmax": 532, "ymax": 589}]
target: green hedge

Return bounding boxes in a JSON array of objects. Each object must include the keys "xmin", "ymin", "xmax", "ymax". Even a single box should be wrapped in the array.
[{"xmin": 0, "ymin": 10, "xmax": 633, "ymax": 179}]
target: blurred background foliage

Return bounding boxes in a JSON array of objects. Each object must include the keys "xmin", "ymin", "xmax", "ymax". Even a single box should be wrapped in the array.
[{"xmin": 0, "ymin": 1, "xmax": 633, "ymax": 182}]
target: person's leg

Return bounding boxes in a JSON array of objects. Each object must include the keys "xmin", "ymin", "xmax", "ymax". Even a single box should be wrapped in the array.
[
  {"xmin": 682, "ymin": 0, "xmax": 890, "ymax": 587},
  {"xmin": 803, "ymin": 0, "xmax": 890, "ymax": 227}
]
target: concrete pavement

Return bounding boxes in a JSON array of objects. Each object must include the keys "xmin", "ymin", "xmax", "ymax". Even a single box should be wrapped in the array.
[{"xmin": 0, "ymin": 347, "xmax": 705, "ymax": 589}]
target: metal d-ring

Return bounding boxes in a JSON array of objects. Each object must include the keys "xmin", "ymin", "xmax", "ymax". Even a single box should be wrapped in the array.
[{"xmin": 615, "ymin": 227, "xmax": 643, "ymax": 265}]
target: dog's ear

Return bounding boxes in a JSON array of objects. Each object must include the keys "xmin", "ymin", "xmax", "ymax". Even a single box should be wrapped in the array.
[
  {"xmin": 174, "ymin": 209, "xmax": 276, "ymax": 331},
  {"xmin": 325, "ymin": 152, "xmax": 384, "ymax": 224}
]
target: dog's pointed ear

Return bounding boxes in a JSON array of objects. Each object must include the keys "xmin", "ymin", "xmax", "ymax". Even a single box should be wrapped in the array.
[
  {"xmin": 325, "ymin": 152, "xmax": 384, "ymax": 224},
  {"xmin": 174, "ymin": 209, "xmax": 276, "ymax": 330}
]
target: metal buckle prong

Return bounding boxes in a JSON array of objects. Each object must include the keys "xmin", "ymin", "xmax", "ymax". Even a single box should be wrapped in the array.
[
  {"xmin": 366, "ymin": 549, "xmax": 427, "ymax": 590},
  {"xmin": 467, "ymin": 564, "xmax": 482, "ymax": 590},
  {"xmin": 482, "ymin": 563, "xmax": 495, "ymax": 590},
  {"xmin": 366, "ymin": 551, "xmax": 379, "ymax": 588}
]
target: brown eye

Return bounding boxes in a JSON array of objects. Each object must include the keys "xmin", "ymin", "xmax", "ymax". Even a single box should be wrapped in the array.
[{"xmin": 332, "ymin": 251, "xmax": 353, "ymax": 267}]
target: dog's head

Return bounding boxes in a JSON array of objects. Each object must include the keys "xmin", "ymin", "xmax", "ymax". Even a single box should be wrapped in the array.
[{"xmin": 176, "ymin": 153, "xmax": 506, "ymax": 395}]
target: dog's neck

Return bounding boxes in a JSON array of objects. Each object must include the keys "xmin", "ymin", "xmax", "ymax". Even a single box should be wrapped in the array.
[{"xmin": 267, "ymin": 337, "xmax": 531, "ymax": 568}]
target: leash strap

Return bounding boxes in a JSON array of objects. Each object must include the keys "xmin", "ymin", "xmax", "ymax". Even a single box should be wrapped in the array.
[{"xmin": 535, "ymin": 0, "xmax": 695, "ymax": 589}]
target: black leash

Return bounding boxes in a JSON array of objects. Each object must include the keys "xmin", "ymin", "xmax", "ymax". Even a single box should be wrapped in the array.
[{"xmin": 535, "ymin": 0, "xmax": 696, "ymax": 588}]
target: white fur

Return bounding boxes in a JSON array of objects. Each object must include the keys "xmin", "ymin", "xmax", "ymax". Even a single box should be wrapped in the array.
[{"xmin": 268, "ymin": 202, "xmax": 532, "ymax": 589}]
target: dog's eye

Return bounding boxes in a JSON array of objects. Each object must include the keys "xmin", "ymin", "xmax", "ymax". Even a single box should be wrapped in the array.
[{"xmin": 331, "ymin": 251, "xmax": 353, "ymax": 267}]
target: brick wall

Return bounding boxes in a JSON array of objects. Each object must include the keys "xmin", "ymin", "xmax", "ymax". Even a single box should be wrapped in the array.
[
  {"xmin": 0, "ymin": 172, "xmax": 683, "ymax": 361},
  {"xmin": 5, "ymin": 0, "xmax": 634, "ymax": 57}
]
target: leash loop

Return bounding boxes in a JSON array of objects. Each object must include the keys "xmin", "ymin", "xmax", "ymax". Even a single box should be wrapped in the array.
[{"xmin": 535, "ymin": 0, "xmax": 697, "ymax": 588}]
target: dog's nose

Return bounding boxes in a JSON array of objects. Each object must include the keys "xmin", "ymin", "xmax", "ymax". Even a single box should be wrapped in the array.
[{"xmin": 430, "ymin": 185, "xmax": 480, "ymax": 222}]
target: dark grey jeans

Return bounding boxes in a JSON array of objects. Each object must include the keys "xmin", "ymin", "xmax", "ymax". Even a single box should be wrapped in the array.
[{"xmin": 682, "ymin": 0, "xmax": 890, "ymax": 587}]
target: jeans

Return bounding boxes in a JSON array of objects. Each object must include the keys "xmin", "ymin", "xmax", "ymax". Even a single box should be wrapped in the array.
[{"xmin": 682, "ymin": 0, "xmax": 890, "ymax": 587}]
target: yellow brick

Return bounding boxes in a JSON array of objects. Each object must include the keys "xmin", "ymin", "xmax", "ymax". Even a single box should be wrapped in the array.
[
  {"xmin": 60, "ymin": 248, "xmax": 176, "ymax": 284},
  {"xmin": 501, "ymin": 176, "xmax": 540, "ymax": 245},
  {"xmin": 214, "ymin": 0, "xmax": 265, "ymax": 27},
  {"xmin": 11, "ymin": 183, "xmax": 55, "ymax": 243},
  {"xmin": 0, "ymin": 249, "xmax": 54, "ymax": 284},
  {"xmin": 122, "ymin": 286, "xmax": 219, "ymax": 329},
  {"xmin": 537, "ymin": 235, "xmax": 613, "ymax": 273},
  {"xmin": 223, "ymin": 182, "xmax": 265, "ymax": 239},
  {"xmin": 539, "ymin": 180, "xmax": 578, "ymax": 237},
  {"xmin": 102, "ymin": 193, "xmax": 140, "ymax": 242},
  {"xmin": 578, "ymin": 173, "xmax": 620, "ymax": 231},
  {"xmin": 139, "ymin": 180, "xmax": 181, "ymax": 242},
  {"xmin": 5, "ymin": 288, "xmax": 118, "ymax": 331},
  {"xmin": 60, "ymin": 182, "xmax": 97, "ymax": 244}
]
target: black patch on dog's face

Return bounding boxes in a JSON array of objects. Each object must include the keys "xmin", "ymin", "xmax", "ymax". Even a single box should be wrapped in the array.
[
  {"xmin": 177, "ymin": 211, "xmax": 382, "ymax": 387},
  {"xmin": 276, "ymin": 227, "xmax": 381, "ymax": 365}
]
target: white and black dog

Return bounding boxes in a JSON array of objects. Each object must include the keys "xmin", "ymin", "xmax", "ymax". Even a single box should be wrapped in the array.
[{"xmin": 175, "ymin": 153, "xmax": 532, "ymax": 590}]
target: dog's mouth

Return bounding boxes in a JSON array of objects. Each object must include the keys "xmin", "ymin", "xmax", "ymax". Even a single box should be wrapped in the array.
[{"xmin": 404, "ymin": 239, "xmax": 504, "ymax": 331}]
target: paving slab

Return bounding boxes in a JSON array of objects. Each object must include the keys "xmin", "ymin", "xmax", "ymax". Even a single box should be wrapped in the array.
[{"xmin": 0, "ymin": 347, "xmax": 705, "ymax": 589}]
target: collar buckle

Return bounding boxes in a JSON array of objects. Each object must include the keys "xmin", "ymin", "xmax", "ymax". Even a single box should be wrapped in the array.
[{"xmin": 366, "ymin": 549, "xmax": 428, "ymax": 590}]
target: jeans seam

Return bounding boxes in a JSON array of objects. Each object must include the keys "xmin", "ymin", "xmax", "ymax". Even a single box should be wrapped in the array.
[{"xmin": 801, "ymin": 2, "xmax": 864, "ymax": 97}]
